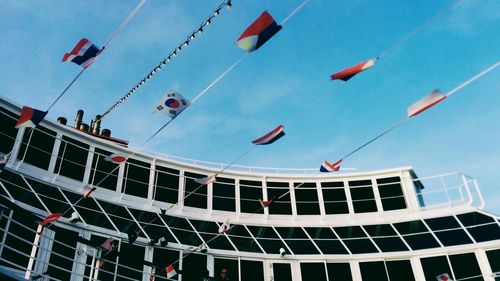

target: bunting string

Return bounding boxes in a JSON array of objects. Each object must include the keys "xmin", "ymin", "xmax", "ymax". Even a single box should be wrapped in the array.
[
  {"xmin": 99, "ymin": 0, "xmax": 234, "ymax": 121},
  {"xmin": 280, "ymin": 0, "xmax": 310, "ymax": 25},
  {"xmin": 45, "ymin": 0, "xmax": 147, "ymax": 112}
]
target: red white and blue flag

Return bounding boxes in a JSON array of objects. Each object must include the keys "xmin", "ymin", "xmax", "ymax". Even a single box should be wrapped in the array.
[
  {"xmin": 320, "ymin": 160, "xmax": 342, "ymax": 172},
  {"xmin": 83, "ymin": 184, "xmax": 97, "ymax": 198},
  {"xmin": 154, "ymin": 90, "xmax": 190, "ymax": 119},
  {"xmin": 330, "ymin": 59, "xmax": 376, "ymax": 81},
  {"xmin": 407, "ymin": 89, "xmax": 447, "ymax": 118},
  {"xmin": 436, "ymin": 273, "xmax": 452, "ymax": 281},
  {"xmin": 62, "ymin": 38, "xmax": 102, "ymax": 69},
  {"xmin": 252, "ymin": 125, "xmax": 285, "ymax": 145},
  {"xmin": 104, "ymin": 153, "xmax": 127, "ymax": 164},
  {"xmin": 41, "ymin": 213, "xmax": 63, "ymax": 226},
  {"xmin": 195, "ymin": 175, "xmax": 216, "ymax": 185},
  {"xmin": 15, "ymin": 106, "xmax": 48, "ymax": 129},
  {"xmin": 165, "ymin": 264, "xmax": 177, "ymax": 278},
  {"xmin": 236, "ymin": 11, "xmax": 282, "ymax": 52}
]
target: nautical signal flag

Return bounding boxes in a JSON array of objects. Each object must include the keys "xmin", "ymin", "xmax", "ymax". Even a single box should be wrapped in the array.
[
  {"xmin": 104, "ymin": 153, "xmax": 127, "ymax": 164},
  {"xmin": 62, "ymin": 38, "xmax": 102, "ymax": 69},
  {"xmin": 41, "ymin": 213, "xmax": 63, "ymax": 226},
  {"xmin": 218, "ymin": 220, "xmax": 230, "ymax": 234},
  {"xmin": 83, "ymin": 184, "xmax": 97, "ymax": 198},
  {"xmin": 330, "ymin": 59, "xmax": 376, "ymax": 81},
  {"xmin": 252, "ymin": 125, "xmax": 285, "ymax": 145},
  {"xmin": 195, "ymin": 175, "xmax": 216, "ymax": 185},
  {"xmin": 320, "ymin": 160, "xmax": 342, "ymax": 173},
  {"xmin": 236, "ymin": 11, "xmax": 282, "ymax": 52},
  {"xmin": 154, "ymin": 90, "xmax": 190, "ymax": 119},
  {"xmin": 15, "ymin": 106, "xmax": 48, "ymax": 129},
  {"xmin": 436, "ymin": 273, "xmax": 452, "ymax": 281},
  {"xmin": 165, "ymin": 264, "xmax": 177, "ymax": 278},
  {"xmin": 407, "ymin": 89, "xmax": 447, "ymax": 118},
  {"xmin": 0, "ymin": 153, "xmax": 10, "ymax": 173},
  {"xmin": 259, "ymin": 199, "xmax": 273, "ymax": 208},
  {"xmin": 99, "ymin": 237, "xmax": 115, "ymax": 253}
]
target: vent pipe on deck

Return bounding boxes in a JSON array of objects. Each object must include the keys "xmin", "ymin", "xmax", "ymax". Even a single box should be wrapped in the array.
[
  {"xmin": 74, "ymin": 110, "xmax": 84, "ymax": 129},
  {"xmin": 91, "ymin": 115, "xmax": 102, "ymax": 135}
]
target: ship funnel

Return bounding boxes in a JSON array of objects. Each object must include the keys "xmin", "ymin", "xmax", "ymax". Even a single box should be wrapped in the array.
[
  {"xmin": 74, "ymin": 110, "xmax": 84, "ymax": 129},
  {"xmin": 91, "ymin": 115, "xmax": 102, "ymax": 135}
]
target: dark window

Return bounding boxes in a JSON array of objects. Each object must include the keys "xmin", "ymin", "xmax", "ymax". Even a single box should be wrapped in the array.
[
  {"xmin": 122, "ymin": 158, "xmax": 150, "ymax": 198},
  {"xmin": 213, "ymin": 177, "xmax": 236, "ymax": 212},
  {"xmin": 163, "ymin": 215, "xmax": 201, "ymax": 246},
  {"xmin": 97, "ymin": 200, "xmax": 136, "ymax": 234},
  {"xmin": 359, "ymin": 261, "xmax": 388, "ymax": 281},
  {"xmin": 486, "ymin": 249, "xmax": 500, "ymax": 281},
  {"xmin": 273, "ymin": 263, "xmax": 292, "ymax": 281},
  {"xmin": 1, "ymin": 170, "xmax": 48, "ymax": 211},
  {"xmin": 127, "ymin": 208, "xmax": 177, "ymax": 245},
  {"xmin": 189, "ymin": 218, "xmax": 235, "ymax": 251},
  {"xmin": 181, "ymin": 254, "xmax": 207, "ymax": 281},
  {"xmin": 54, "ymin": 136, "xmax": 89, "ymax": 181},
  {"xmin": 449, "ymin": 253, "xmax": 484, "ymax": 281},
  {"xmin": 46, "ymin": 226, "xmax": 78, "ymax": 280},
  {"xmin": 267, "ymin": 181, "xmax": 292, "ymax": 215},
  {"xmin": 304, "ymin": 227, "xmax": 349, "ymax": 254},
  {"xmin": 116, "ymin": 243, "xmax": 145, "ymax": 280},
  {"xmin": 247, "ymin": 226, "xmax": 288, "ymax": 254},
  {"xmin": 349, "ymin": 180, "xmax": 377, "ymax": 213},
  {"xmin": 226, "ymin": 225, "xmax": 263, "ymax": 253},
  {"xmin": 85, "ymin": 235, "xmax": 119, "ymax": 281},
  {"xmin": 0, "ymin": 211, "xmax": 37, "ymax": 270},
  {"xmin": 301, "ymin": 263, "xmax": 327, "ymax": 281},
  {"xmin": 153, "ymin": 248, "xmax": 179, "ymax": 280},
  {"xmin": 215, "ymin": 258, "xmax": 239, "ymax": 281},
  {"xmin": 327, "ymin": 263, "xmax": 353, "ymax": 281},
  {"xmin": 457, "ymin": 212, "xmax": 500, "ymax": 242},
  {"xmin": 321, "ymin": 181, "xmax": 349, "ymax": 214},
  {"xmin": 420, "ymin": 255, "xmax": 452, "ymax": 281},
  {"xmin": 184, "ymin": 171, "xmax": 207, "ymax": 209},
  {"xmin": 64, "ymin": 191, "xmax": 116, "ymax": 230},
  {"xmin": 241, "ymin": 260, "xmax": 264, "ymax": 281},
  {"xmin": 28, "ymin": 179, "xmax": 71, "ymax": 214},
  {"xmin": 275, "ymin": 227, "xmax": 319, "ymax": 255},
  {"xmin": 333, "ymin": 226, "xmax": 378, "ymax": 254},
  {"xmin": 393, "ymin": 220, "xmax": 440, "ymax": 250},
  {"xmin": 425, "ymin": 216, "xmax": 472, "ymax": 246},
  {"xmin": 154, "ymin": 165, "xmax": 179, "ymax": 204},
  {"xmin": 88, "ymin": 148, "xmax": 119, "ymax": 191},
  {"xmin": 377, "ymin": 177, "xmax": 406, "ymax": 210},
  {"xmin": 0, "ymin": 108, "xmax": 19, "ymax": 153},
  {"xmin": 17, "ymin": 126, "xmax": 56, "ymax": 170},
  {"xmin": 294, "ymin": 182, "xmax": 320, "ymax": 215},
  {"xmin": 239, "ymin": 180, "xmax": 263, "ymax": 214},
  {"xmin": 386, "ymin": 260, "xmax": 415, "ymax": 281},
  {"xmin": 363, "ymin": 224, "xmax": 409, "ymax": 252}
]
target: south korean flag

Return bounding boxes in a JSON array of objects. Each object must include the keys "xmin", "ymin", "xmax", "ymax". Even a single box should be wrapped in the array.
[{"xmin": 154, "ymin": 90, "xmax": 190, "ymax": 119}]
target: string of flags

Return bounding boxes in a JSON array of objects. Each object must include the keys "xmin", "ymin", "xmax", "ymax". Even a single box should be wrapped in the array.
[{"xmin": 99, "ymin": 0, "xmax": 233, "ymax": 120}]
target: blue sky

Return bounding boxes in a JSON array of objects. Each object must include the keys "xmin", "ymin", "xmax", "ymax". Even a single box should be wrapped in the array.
[{"xmin": 1, "ymin": 1, "xmax": 499, "ymax": 212}]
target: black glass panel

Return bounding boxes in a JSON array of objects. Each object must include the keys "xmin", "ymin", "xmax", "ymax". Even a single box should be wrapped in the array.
[
  {"xmin": 116, "ymin": 243, "xmax": 144, "ymax": 280},
  {"xmin": 433, "ymin": 229, "xmax": 473, "ymax": 246},
  {"xmin": 239, "ymin": 180, "xmax": 263, "ymax": 214},
  {"xmin": 267, "ymin": 182, "xmax": 292, "ymax": 215},
  {"xmin": 123, "ymin": 158, "xmax": 150, "ymax": 198},
  {"xmin": 273, "ymin": 263, "xmax": 292, "ymax": 281},
  {"xmin": 154, "ymin": 165, "xmax": 179, "ymax": 204},
  {"xmin": 215, "ymin": 258, "xmax": 239, "ymax": 281},
  {"xmin": 466, "ymin": 224, "xmax": 500, "ymax": 242},
  {"xmin": 0, "ymin": 108, "xmax": 18, "ymax": 153},
  {"xmin": 0, "ymin": 211, "xmax": 37, "ymax": 270},
  {"xmin": 88, "ymin": 148, "xmax": 119, "ymax": 191},
  {"xmin": 0, "ymin": 170, "xmax": 47, "ymax": 211},
  {"xmin": 18, "ymin": 126, "xmax": 56, "ymax": 170},
  {"xmin": 46, "ymin": 226, "xmax": 78, "ymax": 280},
  {"xmin": 301, "ymin": 263, "xmax": 327, "ymax": 281},
  {"xmin": 377, "ymin": 177, "xmax": 406, "ymax": 211},
  {"xmin": 327, "ymin": 263, "xmax": 353, "ymax": 281},
  {"xmin": 97, "ymin": 200, "xmax": 136, "ymax": 234},
  {"xmin": 28, "ymin": 179, "xmax": 71, "ymax": 214},
  {"xmin": 163, "ymin": 215, "xmax": 201, "ymax": 246},
  {"xmin": 321, "ymin": 181, "xmax": 349, "ymax": 214},
  {"xmin": 304, "ymin": 227, "xmax": 349, "ymax": 254},
  {"xmin": 425, "ymin": 216, "xmax": 461, "ymax": 230},
  {"xmin": 226, "ymin": 225, "xmax": 263, "ymax": 253},
  {"xmin": 189, "ymin": 218, "xmax": 235, "ymax": 251},
  {"xmin": 333, "ymin": 226, "xmax": 378, "ymax": 254},
  {"xmin": 349, "ymin": 180, "xmax": 377, "ymax": 213},
  {"xmin": 54, "ymin": 136, "xmax": 89, "ymax": 181},
  {"xmin": 457, "ymin": 212, "xmax": 495, "ymax": 226},
  {"xmin": 359, "ymin": 261, "xmax": 388, "ymax": 281},
  {"xmin": 184, "ymin": 171, "xmax": 207, "ymax": 209},
  {"xmin": 449, "ymin": 253, "xmax": 484, "ymax": 281},
  {"xmin": 294, "ymin": 182, "xmax": 320, "ymax": 215},
  {"xmin": 127, "ymin": 208, "xmax": 177, "ymax": 244},
  {"xmin": 420, "ymin": 255, "xmax": 452, "ymax": 281},
  {"xmin": 486, "ymin": 249, "xmax": 500, "ymax": 281},
  {"xmin": 152, "ymin": 248, "xmax": 179, "ymax": 280},
  {"xmin": 247, "ymin": 226, "xmax": 288, "ymax": 254},
  {"xmin": 181, "ymin": 254, "xmax": 206, "ymax": 281},
  {"xmin": 213, "ymin": 177, "xmax": 235, "ymax": 212},
  {"xmin": 363, "ymin": 224, "xmax": 408, "ymax": 252},
  {"xmin": 241, "ymin": 260, "xmax": 264, "ymax": 281},
  {"xmin": 386, "ymin": 260, "xmax": 415, "ymax": 281}
]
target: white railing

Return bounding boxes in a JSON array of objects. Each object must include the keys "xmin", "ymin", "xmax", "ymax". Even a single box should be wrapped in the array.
[{"xmin": 411, "ymin": 172, "xmax": 484, "ymax": 210}]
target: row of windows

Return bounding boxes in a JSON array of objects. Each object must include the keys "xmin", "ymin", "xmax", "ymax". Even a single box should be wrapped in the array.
[
  {"xmin": 2, "ymin": 174, "xmax": 500, "ymax": 256},
  {"xmin": 0, "ymin": 208, "xmax": 499, "ymax": 281},
  {"xmin": 0, "ymin": 109, "xmax": 408, "ymax": 215}
]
